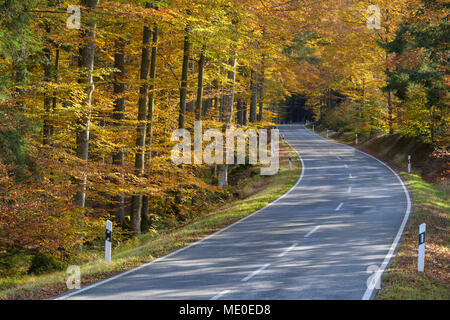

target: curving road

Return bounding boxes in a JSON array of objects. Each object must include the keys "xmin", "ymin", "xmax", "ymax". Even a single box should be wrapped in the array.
[{"xmin": 58, "ymin": 124, "xmax": 411, "ymax": 300}]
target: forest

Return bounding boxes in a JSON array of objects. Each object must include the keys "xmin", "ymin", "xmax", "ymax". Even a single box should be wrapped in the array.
[{"xmin": 0, "ymin": 0, "xmax": 448, "ymax": 281}]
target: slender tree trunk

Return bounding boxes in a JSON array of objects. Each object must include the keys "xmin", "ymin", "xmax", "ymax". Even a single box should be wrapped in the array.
[
  {"xmin": 195, "ymin": 46, "xmax": 206, "ymax": 121},
  {"xmin": 42, "ymin": 25, "xmax": 52, "ymax": 145},
  {"xmin": 249, "ymin": 69, "xmax": 258, "ymax": 123},
  {"xmin": 236, "ymin": 67, "xmax": 246, "ymax": 126},
  {"xmin": 112, "ymin": 38, "xmax": 126, "ymax": 225},
  {"xmin": 142, "ymin": 22, "xmax": 159, "ymax": 231},
  {"xmin": 131, "ymin": 20, "xmax": 152, "ymax": 235},
  {"xmin": 220, "ymin": 87, "xmax": 226, "ymax": 122},
  {"xmin": 218, "ymin": 56, "xmax": 236, "ymax": 188},
  {"xmin": 173, "ymin": 27, "xmax": 191, "ymax": 214},
  {"xmin": 13, "ymin": 47, "xmax": 27, "ymax": 112},
  {"xmin": 257, "ymin": 64, "xmax": 265, "ymax": 122},
  {"xmin": 202, "ymin": 88, "xmax": 211, "ymax": 118},
  {"xmin": 211, "ymin": 78, "xmax": 219, "ymax": 121},
  {"xmin": 186, "ymin": 46, "xmax": 196, "ymax": 113},
  {"xmin": 430, "ymin": 105, "xmax": 436, "ymax": 143},
  {"xmin": 236, "ymin": 97, "xmax": 243, "ymax": 125},
  {"xmin": 75, "ymin": 0, "xmax": 99, "ymax": 208},
  {"xmin": 224, "ymin": 57, "xmax": 236, "ymax": 124},
  {"xmin": 385, "ymin": 9, "xmax": 394, "ymax": 135},
  {"xmin": 243, "ymin": 101, "xmax": 248, "ymax": 126},
  {"xmin": 178, "ymin": 28, "xmax": 191, "ymax": 129},
  {"xmin": 360, "ymin": 79, "xmax": 365, "ymax": 133},
  {"xmin": 51, "ymin": 46, "xmax": 60, "ymax": 138},
  {"xmin": 214, "ymin": 96, "xmax": 219, "ymax": 121},
  {"xmin": 387, "ymin": 91, "xmax": 393, "ymax": 134},
  {"xmin": 212, "ymin": 79, "xmax": 220, "ymax": 178}
]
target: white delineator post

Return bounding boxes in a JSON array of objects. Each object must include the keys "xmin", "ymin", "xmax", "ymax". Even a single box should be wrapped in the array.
[
  {"xmin": 312, "ymin": 124, "xmax": 315, "ymax": 132},
  {"xmin": 326, "ymin": 129, "xmax": 329, "ymax": 138},
  {"xmin": 408, "ymin": 155, "xmax": 411, "ymax": 173},
  {"xmin": 356, "ymin": 133, "xmax": 358, "ymax": 145},
  {"xmin": 418, "ymin": 223, "xmax": 426, "ymax": 272},
  {"xmin": 289, "ymin": 152, "xmax": 292, "ymax": 171},
  {"xmin": 105, "ymin": 220, "xmax": 112, "ymax": 264}
]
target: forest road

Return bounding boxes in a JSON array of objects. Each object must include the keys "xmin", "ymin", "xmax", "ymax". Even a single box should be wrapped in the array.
[{"xmin": 57, "ymin": 123, "xmax": 411, "ymax": 300}]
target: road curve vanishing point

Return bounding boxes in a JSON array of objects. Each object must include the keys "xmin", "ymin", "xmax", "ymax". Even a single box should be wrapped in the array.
[{"xmin": 57, "ymin": 124, "xmax": 411, "ymax": 300}]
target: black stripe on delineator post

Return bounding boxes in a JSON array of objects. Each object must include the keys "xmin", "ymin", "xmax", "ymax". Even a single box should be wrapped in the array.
[
  {"xmin": 419, "ymin": 232, "xmax": 425, "ymax": 246},
  {"xmin": 106, "ymin": 230, "xmax": 112, "ymax": 242}
]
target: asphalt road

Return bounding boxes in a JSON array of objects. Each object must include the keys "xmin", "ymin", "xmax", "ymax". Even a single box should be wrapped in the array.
[{"xmin": 58, "ymin": 123, "xmax": 411, "ymax": 300}]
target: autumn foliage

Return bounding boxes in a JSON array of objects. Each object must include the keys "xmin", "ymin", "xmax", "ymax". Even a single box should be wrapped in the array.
[{"xmin": 0, "ymin": 0, "xmax": 448, "ymax": 275}]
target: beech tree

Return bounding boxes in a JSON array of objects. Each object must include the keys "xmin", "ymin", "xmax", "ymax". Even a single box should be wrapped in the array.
[
  {"xmin": 0, "ymin": 0, "xmax": 446, "ymax": 270},
  {"xmin": 75, "ymin": 0, "xmax": 99, "ymax": 208}
]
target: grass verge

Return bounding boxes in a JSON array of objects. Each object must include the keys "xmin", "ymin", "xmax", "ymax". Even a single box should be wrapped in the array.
[
  {"xmin": 0, "ymin": 139, "xmax": 301, "ymax": 300},
  {"xmin": 306, "ymin": 124, "xmax": 449, "ymax": 300},
  {"xmin": 377, "ymin": 173, "xmax": 449, "ymax": 299}
]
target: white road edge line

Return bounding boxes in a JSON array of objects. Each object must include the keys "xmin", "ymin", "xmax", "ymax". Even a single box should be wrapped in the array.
[
  {"xmin": 54, "ymin": 128, "xmax": 306, "ymax": 300},
  {"xmin": 278, "ymin": 242, "xmax": 298, "ymax": 257},
  {"xmin": 347, "ymin": 186, "xmax": 352, "ymax": 193},
  {"xmin": 359, "ymin": 153, "xmax": 412, "ymax": 300},
  {"xmin": 344, "ymin": 164, "xmax": 349, "ymax": 169},
  {"xmin": 241, "ymin": 264, "xmax": 270, "ymax": 282},
  {"xmin": 210, "ymin": 290, "xmax": 230, "ymax": 300},
  {"xmin": 349, "ymin": 173, "xmax": 353, "ymax": 178},
  {"xmin": 305, "ymin": 125, "xmax": 412, "ymax": 300},
  {"xmin": 304, "ymin": 226, "xmax": 320, "ymax": 238},
  {"xmin": 335, "ymin": 203, "xmax": 344, "ymax": 211}
]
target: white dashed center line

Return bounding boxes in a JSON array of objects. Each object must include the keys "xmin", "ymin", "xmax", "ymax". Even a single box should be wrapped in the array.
[
  {"xmin": 211, "ymin": 290, "xmax": 230, "ymax": 300},
  {"xmin": 241, "ymin": 264, "xmax": 270, "ymax": 282},
  {"xmin": 278, "ymin": 243, "xmax": 298, "ymax": 257},
  {"xmin": 304, "ymin": 226, "xmax": 320, "ymax": 238},
  {"xmin": 335, "ymin": 203, "xmax": 344, "ymax": 211}
]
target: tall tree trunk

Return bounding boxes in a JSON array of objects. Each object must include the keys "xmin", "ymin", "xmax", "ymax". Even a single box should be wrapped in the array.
[
  {"xmin": 75, "ymin": 0, "xmax": 99, "ymax": 208},
  {"xmin": 249, "ymin": 69, "xmax": 258, "ymax": 123},
  {"xmin": 145, "ymin": 23, "xmax": 159, "ymax": 163},
  {"xmin": 257, "ymin": 62, "xmax": 265, "ymax": 122},
  {"xmin": 112, "ymin": 38, "xmax": 126, "ymax": 225},
  {"xmin": 224, "ymin": 57, "xmax": 236, "ymax": 124},
  {"xmin": 142, "ymin": 21, "xmax": 159, "ymax": 232},
  {"xmin": 43, "ymin": 25, "xmax": 52, "ymax": 145},
  {"xmin": 243, "ymin": 100, "xmax": 248, "ymax": 126},
  {"xmin": 211, "ymin": 78, "xmax": 219, "ymax": 121},
  {"xmin": 236, "ymin": 97, "xmax": 244, "ymax": 125},
  {"xmin": 236, "ymin": 67, "xmax": 246, "ymax": 126},
  {"xmin": 387, "ymin": 91, "xmax": 393, "ymax": 134},
  {"xmin": 13, "ymin": 48, "xmax": 27, "ymax": 111},
  {"xmin": 219, "ymin": 86, "xmax": 226, "ymax": 123},
  {"xmin": 385, "ymin": 9, "xmax": 394, "ymax": 135},
  {"xmin": 186, "ymin": 46, "xmax": 196, "ymax": 113},
  {"xmin": 202, "ymin": 86, "xmax": 211, "ymax": 118},
  {"xmin": 218, "ymin": 56, "xmax": 236, "ymax": 188},
  {"xmin": 195, "ymin": 46, "xmax": 206, "ymax": 121},
  {"xmin": 51, "ymin": 46, "xmax": 60, "ymax": 138},
  {"xmin": 178, "ymin": 27, "xmax": 191, "ymax": 129},
  {"xmin": 131, "ymin": 20, "xmax": 152, "ymax": 235},
  {"xmin": 430, "ymin": 105, "xmax": 436, "ymax": 143}
]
